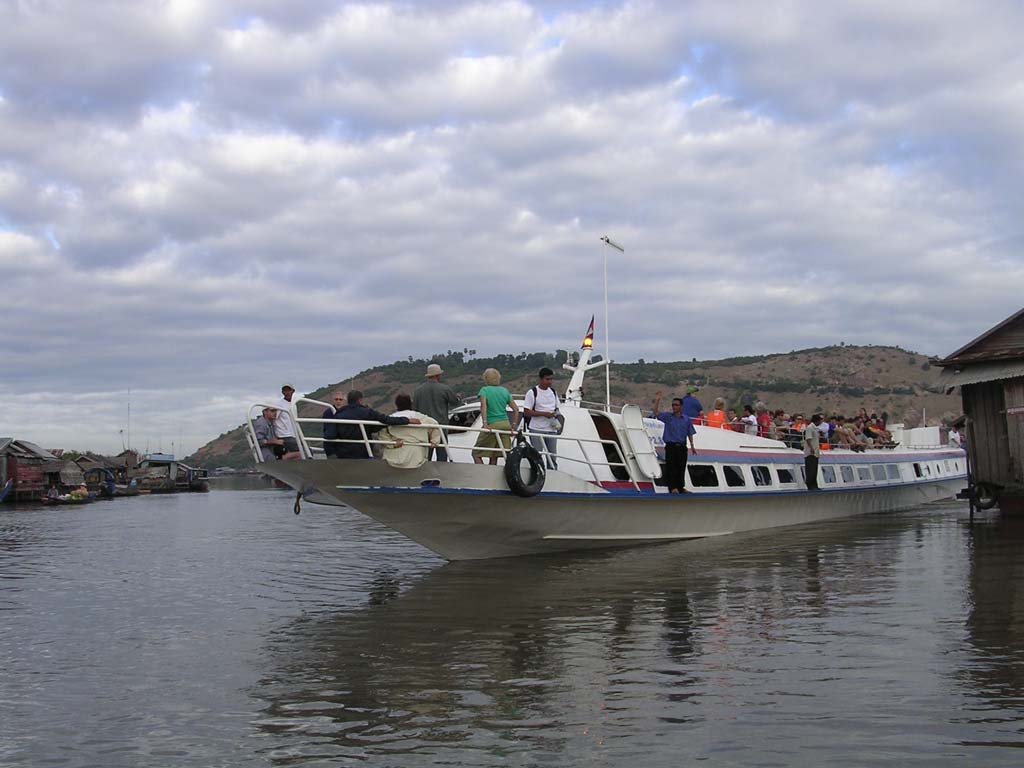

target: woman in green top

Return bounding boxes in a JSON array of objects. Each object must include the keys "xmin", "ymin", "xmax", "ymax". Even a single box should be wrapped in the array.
[{"xmin": 473, "ymin": 367, "xmax": 520, "ymax": 464}]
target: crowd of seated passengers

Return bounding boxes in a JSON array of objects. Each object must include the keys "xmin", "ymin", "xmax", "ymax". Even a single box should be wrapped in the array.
[{"xmin": 693, "ymin": 401, "xmax": 897, "ymax": 450}]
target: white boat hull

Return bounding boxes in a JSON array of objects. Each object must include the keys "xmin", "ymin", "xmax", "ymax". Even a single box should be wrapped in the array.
[{"xmin": 261, "ymin": 459, "xmax": 966, "ymax": 560}]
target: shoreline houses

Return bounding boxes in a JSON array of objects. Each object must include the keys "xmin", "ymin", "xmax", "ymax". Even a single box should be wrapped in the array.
[
  {"xmin": 935, "ymin": 306, "xmax": 1024, "ymax": 513},
  {"xmin": 0, "ymin": 442, "xmax": 208, "ymax": 502}
]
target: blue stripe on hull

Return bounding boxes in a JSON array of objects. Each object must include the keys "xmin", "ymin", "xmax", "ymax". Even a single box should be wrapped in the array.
[{"xmin": 336, "ymin": 475, "xmax": 967, "ymax": 500}]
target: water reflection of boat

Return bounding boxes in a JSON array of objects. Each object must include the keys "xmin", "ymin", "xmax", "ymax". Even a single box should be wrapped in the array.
[
  {"xmin": 253, "ymin": 512, "xmax": 929, "ymax": 760},
  {"xmin": 252, "ymin": 322, "xmax": 967, "ymax": 560}
]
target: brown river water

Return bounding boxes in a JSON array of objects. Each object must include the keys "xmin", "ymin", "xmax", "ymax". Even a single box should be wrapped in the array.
[{"xmin": 2, "ymin": 482, "xmax": 1023, "ymax": 766}]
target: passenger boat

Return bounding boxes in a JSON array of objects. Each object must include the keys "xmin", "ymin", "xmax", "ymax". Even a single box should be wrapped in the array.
[{"xmin": 249, "ymin": 322, "xmax": 967, "ymax": 561}]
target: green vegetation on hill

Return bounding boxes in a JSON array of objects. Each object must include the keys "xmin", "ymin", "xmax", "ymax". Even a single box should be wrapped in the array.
[{"xmin": 187, "ymin": 343, "xmax": 960, "ymax": 469}]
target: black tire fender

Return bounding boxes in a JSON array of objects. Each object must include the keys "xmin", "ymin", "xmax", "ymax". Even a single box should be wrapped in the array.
[
  {"xmin": 504, "ymin": 442, "xmax": 546, "ymax": 497},
  {"xmin": 974, "ymin": 482, "xmax": 999, "ymax": 510}
]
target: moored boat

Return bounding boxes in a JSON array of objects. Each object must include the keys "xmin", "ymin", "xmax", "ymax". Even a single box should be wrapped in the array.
[
  {"xmin": 42, "ymin": 492, "xmax": 96, "ymax": 506},
  {"xmin": 249, "ymin": 323, "xmax": 967, "ymax": 561}
]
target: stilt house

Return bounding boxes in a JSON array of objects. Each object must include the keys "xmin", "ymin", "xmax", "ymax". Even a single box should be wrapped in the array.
[{"xmin": 936, "ymin": 307, "xmax": 1024, "ymax": 511}]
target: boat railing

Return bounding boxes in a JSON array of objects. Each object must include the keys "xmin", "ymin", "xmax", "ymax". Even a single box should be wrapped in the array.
[
  {"xmin": 455, "ymin": 395, "xmax": 631, "ymax": 415},
  {"xmin": 249, "ymin": 397, "xmax": 643, "ymax": 490}
]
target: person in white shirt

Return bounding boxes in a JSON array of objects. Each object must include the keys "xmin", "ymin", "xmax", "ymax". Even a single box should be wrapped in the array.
[
  {"xmin": 274, "ymin": 383, "xmax": 302, "ymax": 460},
  {"xmin": 948, "ymin": 424, "xmax": 963, "ymax": 449},
  {"xmin": 803, "ymin": 414, "xmax": 823, "ymax": 490},
  {"xmin": 523, "ymin": 367, "xmax": 561, "ymax": 470},
  {"xmin": 740, "ymin": 404, "xmax": 758, "ymax": 436}
]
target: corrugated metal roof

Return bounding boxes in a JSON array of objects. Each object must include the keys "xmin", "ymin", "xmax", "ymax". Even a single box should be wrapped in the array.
[{"xmin": 938, "ymin": 360, "xmax": 1024, "ymax": 386}]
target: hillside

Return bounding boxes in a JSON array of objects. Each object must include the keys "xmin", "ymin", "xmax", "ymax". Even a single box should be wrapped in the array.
[{"xmin": 187, "ymin": 344, "xmax": 960, "ymax": 468}]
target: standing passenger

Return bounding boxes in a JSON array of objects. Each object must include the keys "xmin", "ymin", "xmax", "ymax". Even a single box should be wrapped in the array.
[
  {"xmin": 803, "ymin": 414, "xmax": 823, "ymax": 490},
  {"xmin": 413, "ymin": 363, "xmax": 461, "ymax": 462},
  {"xmin": 472, "ymin": 368, "xmax": 519, "ymax": 465},
  {"xmin": 652, "ymin": 391, "xmax": 697, "ymax": 494},
  {"xmin": 274, "ymin": 384, "xmax": 302, "ymax": 460},
  {"xmin": 948, "ymin": 423, "xmax": 963, "ymax": 449},
  {"xmin": 740, "ymin": 404, "xmax": 758, "ymax": 435},
  {"xmin": 681, "ymin": 387, "xmax": 704, "ymax": 424},
  {"xmin": 523, "ymin": 367, "xmax": 561, "ymax": 470}
]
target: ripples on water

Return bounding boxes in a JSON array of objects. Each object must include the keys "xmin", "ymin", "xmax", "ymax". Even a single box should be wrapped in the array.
[{"xmin": 1, "ymin": 486, "xmax": 1023, "ymax": 766}]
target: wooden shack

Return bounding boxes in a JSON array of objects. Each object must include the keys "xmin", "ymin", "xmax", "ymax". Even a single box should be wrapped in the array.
[
  {"xmin": 936, "ymin": 307, "xmax": 1024, "ymax": 512},
  {"xmin": 0, "ymin": 439, "xmax": 62, "ymax": 501}
]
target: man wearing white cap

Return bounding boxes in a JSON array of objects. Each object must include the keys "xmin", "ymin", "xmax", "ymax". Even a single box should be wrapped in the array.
[
  {"xmin": 413, "ymin": 363, "xmax": 461, "ymax": 461},
  {"xmin": 274, "ymin": 383, "xmax": 302, "ymax": 460}
]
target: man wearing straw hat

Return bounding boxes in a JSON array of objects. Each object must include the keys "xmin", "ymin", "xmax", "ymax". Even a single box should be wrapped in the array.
[{"xmin": 413, "ymin": 363, "xmax": 461, "ymax": 462}]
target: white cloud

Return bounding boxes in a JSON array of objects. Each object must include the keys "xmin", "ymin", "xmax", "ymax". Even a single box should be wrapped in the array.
[{"xmin": 1, "ymin": 0, "xmax": 1022, "ymax": 452}]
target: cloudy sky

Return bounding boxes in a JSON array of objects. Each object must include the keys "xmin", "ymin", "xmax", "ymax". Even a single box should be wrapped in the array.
[{"xmin": 3, "ymin": 0, "xmax": 1023, "ymax": 455}]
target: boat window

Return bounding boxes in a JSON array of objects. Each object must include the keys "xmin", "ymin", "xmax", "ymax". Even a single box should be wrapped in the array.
[
  {"xmin": 777, "ymin": 467, "xmax": 796, "ymax": 484},
  {"xmin": 857, "ymin": 466, "xmax": 872, "ymax": 482},
  {"xmin": 822, "ymin": 466, "xmax": 837, "ymax": 484},
  {"xmin": 751, "ymin": 466, "xmax": 773, "ymax": 486},
  {"xmin": 872, "ymin": 465, "xmax": 887, "ymax": 481},
  {"xmin": 723, "ymin": 465, "xmax": 746, "ymax": 487},
  {"xmin": 688, "ymin": 465, "xmax": 719, "ymax": 487},
  {"xmin": 933, "ymin": 463, "xmax": 941, "ymax": 475},
  {"xmin": 954, "ymin": 460, "xmax": 961, "ymax": 472},
  {"xmin": 840, "ymin": 465, "xmax": 855, "ymax": 483},
  {"xmin": 913, "ymin": 463, "xmax": 923, "ymax": 478},
  {"xmin": 886, "ymin": 464, "xmax": 900, "ymax": 480}
]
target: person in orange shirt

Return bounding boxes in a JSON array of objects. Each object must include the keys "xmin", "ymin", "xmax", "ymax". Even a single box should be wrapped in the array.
[{"xmin": 705, "ymin": 397, "xmax": 728, "ymax": 429}]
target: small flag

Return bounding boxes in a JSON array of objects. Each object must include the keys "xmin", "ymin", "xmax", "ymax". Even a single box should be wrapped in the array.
[{"xmin": 582, "ymin": 316, "xmax": 595, "ymax": 349}]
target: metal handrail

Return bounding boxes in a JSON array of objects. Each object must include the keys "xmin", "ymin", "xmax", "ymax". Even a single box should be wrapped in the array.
[{"xmin": 258, "ymin": 396, "xmax": 643, "ymax": 489}]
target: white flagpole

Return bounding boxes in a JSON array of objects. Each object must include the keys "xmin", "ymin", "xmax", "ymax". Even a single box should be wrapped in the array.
[{"xmin": 600, "ymin": 236, "xmax": 624, "ymax": 412}]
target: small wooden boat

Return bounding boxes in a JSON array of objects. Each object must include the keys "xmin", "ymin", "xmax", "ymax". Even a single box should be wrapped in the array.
[{"xmin": 42, "ymin": 493, "xmax": 96, "ymax": 506}]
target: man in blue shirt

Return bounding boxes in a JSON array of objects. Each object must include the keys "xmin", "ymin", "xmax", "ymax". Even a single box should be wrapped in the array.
[
  {"xmin": 681, "ymin": 386, "xmax": 704, "ymax": 423},
  {"xmin": 653, "ymin": 391, "xmax": 698, "ymax": 494}
]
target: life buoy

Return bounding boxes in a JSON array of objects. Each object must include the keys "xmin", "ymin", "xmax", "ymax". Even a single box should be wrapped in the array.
[
  {"xmin": 973, "ymin": 482, "xmax": 999, "ymax": 510},
  {"xmin": 504, "ymin": 442, "xmax": 546, "ymax": 497}
]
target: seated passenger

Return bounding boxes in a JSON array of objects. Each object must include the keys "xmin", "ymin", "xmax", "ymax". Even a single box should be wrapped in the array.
[
  {"xmin": 254, "ymin": 407, "xmax": 286, "ymax": 461},
  {"xmin": 851, "ymin": 418, "xmax": 873, "ymax": 450},
  {"xmin": 705, "ymin": 397, "xmax": 728, "ymax": 429},
  {"xmin": 756, "ymin": 401, "xmax": 773, "ymax": 438},
  {"xmin": 726, "ymin": 408, "xmax": 742, "ymax": 432},
  {"xmin": 330, "ymin": 390, "xmax": 420, "ymax": 459},
  {"xmin": 378, "ymin": 394, "xmax": 441, "ymax": 469}
]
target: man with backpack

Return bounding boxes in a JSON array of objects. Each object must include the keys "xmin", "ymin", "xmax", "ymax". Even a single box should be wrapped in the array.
[{"xmin": 523, "ymin": 367, "xmax": 562, "ymax": 470}]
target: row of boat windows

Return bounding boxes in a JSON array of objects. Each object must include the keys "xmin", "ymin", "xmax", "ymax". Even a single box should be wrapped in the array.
[{"xmin": 686, "ymin": 458, "xmax": 963, "ymax": 489}]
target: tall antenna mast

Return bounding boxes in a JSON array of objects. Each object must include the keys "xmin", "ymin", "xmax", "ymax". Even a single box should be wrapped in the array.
[{"xmin": 599, "ymin": 236, "xmax": 624, "ymax": 412}]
